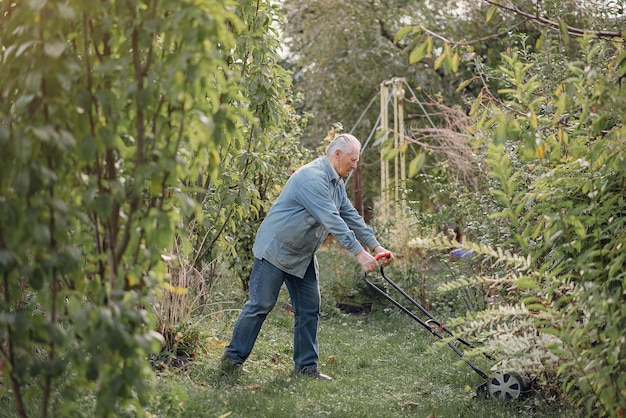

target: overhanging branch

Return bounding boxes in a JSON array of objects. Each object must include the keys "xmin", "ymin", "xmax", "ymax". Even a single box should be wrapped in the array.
[{"xmin": 483, "ymin": 0, "xmax": 623, "ymax": 40}]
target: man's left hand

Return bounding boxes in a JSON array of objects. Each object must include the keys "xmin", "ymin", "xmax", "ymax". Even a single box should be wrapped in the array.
[{"xmin": 373, "ymin": 247, "xmax": 394, "ymax": 267}]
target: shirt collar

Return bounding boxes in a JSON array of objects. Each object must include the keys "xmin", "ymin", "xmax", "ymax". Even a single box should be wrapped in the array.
[{"xmin": 322, "ymin": 156, "xmax": 341, "ymax": 184}]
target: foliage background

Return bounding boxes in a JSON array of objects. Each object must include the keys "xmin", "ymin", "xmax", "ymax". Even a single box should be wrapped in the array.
[
  {"xmin": 0, "ymin": 0, "xmax": 308, "ymax": 416},
  {"xmin": 0, "ymin": 0, "xmax": 624, "ymax": 417}
]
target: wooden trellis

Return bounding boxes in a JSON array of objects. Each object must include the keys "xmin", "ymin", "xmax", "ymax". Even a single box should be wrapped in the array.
[{"xmin": 379, "ymin": 77, "xmax": 407, "ymax": 236}]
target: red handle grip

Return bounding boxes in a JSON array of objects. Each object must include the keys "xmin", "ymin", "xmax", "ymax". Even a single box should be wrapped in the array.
[{"xmin": 375, "ymin": 251, "xmax": 392, "ymax": 261}]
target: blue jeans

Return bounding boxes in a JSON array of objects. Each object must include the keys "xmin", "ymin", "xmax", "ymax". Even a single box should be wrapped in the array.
[{"xmin": 223, "ymin": 258, "xmax": 321, "ymax": 372}]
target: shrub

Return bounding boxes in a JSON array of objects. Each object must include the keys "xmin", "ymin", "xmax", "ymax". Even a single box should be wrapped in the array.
[{"xmin": 411, "ymin": 34, "xmax": 626, "ymax": 416}]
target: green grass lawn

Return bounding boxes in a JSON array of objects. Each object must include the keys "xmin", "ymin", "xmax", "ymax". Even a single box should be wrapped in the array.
[
  {"xmin": 147, "ymin": 285, "xmax": 571, "ymax": 418},
  {"xmin": 0, "ymin": 255, "xmax": 576, "ymax": 417}
]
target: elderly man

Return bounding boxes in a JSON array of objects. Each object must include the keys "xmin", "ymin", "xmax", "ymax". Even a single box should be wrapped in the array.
[{"xmin": 222, "ymin": 133, "xmax": 393, "ymax": 380}]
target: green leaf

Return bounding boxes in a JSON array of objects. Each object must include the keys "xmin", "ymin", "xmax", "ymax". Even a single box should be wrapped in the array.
[
  {"xmin": 565, "ymin": 215, "xmax": 586, "ymax": 238},
  {"xmin": 382, "ymin": 146, "xmax": 402, "ymax": 161},
  {"xmin": 493, "ymin": 119, "xmax": 508, "ymax": 145},
  {"xmin": 28, "ymin": 0, "xmax": 46, "ymax": 12},
  {"xmin": 512, "ymin": 276, "xmax": 539, "ymax": 289},
  {"xmin": 14, "ymin": 94, "xmax": 35, "ymax": 111},
  {"xmin": 558, "ymin": 20, "xmax": 570, "ymax": 46},
  {"xmin": 0, "ymin": 313, "xmax": 16, "ymax": 326},
  {"xmin": 0, "ymin": 250, "xmax": 14, "ymax": 268},
  {"xmin": 0, "ymin": 125, "xmax": 8, "ymax": 146},
  {"xmin": 409, "ymin": 41, "xmax": 428, "ymax": 64},
  {"xmin": 31, "ymin": 125, "xmax": 57, "ymax": 142},
  {"xmin": 86, "ymin": 359, "xmax": 99, "ymax": 381},
  {"xmin": 408, "ymin": 153, "xmax": 426, "ymax": 177},
  {"xmin": 15, "ymin": 40, "xmax": 38, "ymax": 58},
  {"xmin": 30, "ymin": 266, "xmax": 45, "ymax": 290},
  {"xmin": 433, "ymin": 51, "xmax": 447, "ymax": 70},
  {"xmin": 615, "ymin": 51, "xmax": 626, "ymax": 77},
  {"xmin": 539, "ymin": 328, "xmax": 561, "ymax": 337},
  {"xmin": 92, "ymin": 194, "xmax": 113, "ymax": 219},
  {"xmin": 486, "ymin": 6, "xmax": 498, "ymax": 23},
  {"xmin": 56, "ymin": 2, "xmax": 76, "ymax": 20},
  {"xmin": 33, "ymin": 224, "xmax": 51, "ymax": 244},
  {"xmin": 608, "ymin": 254, "xmax": 625, "ymax": 278},
  {"xmin": 394, "ymin": 26, "xmax": 418, "ymax": 43}
]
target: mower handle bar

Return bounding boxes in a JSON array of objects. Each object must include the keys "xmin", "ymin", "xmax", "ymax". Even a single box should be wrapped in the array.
[
  {"xmin": 373, "ymin": 251, "xmax": 492, "ymax": 358},
  {"xmin": 365, "ymin": 254, "xmax": 490, "ymax": 380}
]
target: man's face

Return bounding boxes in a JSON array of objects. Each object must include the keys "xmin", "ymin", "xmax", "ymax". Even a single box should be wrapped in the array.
[{"xmin": 332, "ymin": 146, "xmax": 360, "ymax": 178}]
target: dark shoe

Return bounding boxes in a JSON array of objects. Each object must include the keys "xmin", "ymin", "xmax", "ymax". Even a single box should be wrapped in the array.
[
  {"xmin": 220, "ymin": 357, "xmax": 249, "ymax": 376},
  {"xmin": 299, "ymin": 369, "xmax": 332, "ymax": 380}
]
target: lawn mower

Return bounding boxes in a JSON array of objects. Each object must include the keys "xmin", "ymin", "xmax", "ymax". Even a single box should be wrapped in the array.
[{"xmin": 365, "ymin": 253, "xmax": 534, "ymax": 401}]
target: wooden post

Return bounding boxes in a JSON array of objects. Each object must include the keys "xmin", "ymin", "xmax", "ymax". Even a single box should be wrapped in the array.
[
  {"xmin": 353, "ymin": 160, "xmax": 364, "ymax": 216},
  {"xmin": 380, "ymin": 81, "xmax": 390, "ymax": 220},
  {"xmin": 398, "ymin": 78, "xmax": 407, "ymax": 219},
  {"xmin": 397, "ymin": 79, "xmax": 407, "ymax": 244},
  {"xmin": 393, "ymin": 79, "xmax": 399, "ymax": 218}
]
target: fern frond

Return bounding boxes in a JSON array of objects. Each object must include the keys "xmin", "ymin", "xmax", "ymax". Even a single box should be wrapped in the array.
[
  {"xmin": 437, "ymin": 271, "xmax": 541, "ymax": 294},
  {"xmin": 435, "ymin": 304, "xmax": 565, "ymax": 374},
  {"xmin": 446, "ymin": 303, "xmax": 552, "ymax": 335},
  {"xmin": 408, "ymin": 236, "xmax": 531, "ymax": 269},
  {"xmin": 437, "ymin": 275, "xmax": 485, "ymax": 292}
]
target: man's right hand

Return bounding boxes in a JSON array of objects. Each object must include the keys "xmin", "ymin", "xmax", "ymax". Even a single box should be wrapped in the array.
[{"xmin": 356, "ymin": 250, "xmax": 378, "ymax": 273}]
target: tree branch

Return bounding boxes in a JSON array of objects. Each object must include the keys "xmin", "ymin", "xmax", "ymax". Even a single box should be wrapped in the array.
[
  {"xmin": 482, "ymin": 0, "xmax": 623, "ymax": 40},
  {"xmin": 420, "ymin": 21, "xmax": 524, "ymax": 47}
]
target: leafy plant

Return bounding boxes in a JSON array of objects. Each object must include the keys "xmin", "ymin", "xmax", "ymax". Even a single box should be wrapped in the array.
[
  {"xmin": 393, "ymin": 1, "xmax": 626, "ymax": 413},
  {"xmin": 0, "ymin": 0, "xmax": 251, "ymax": 416},
  {"xmin": 410, "ymin": 31, "xmax": 625, "ymax": 416},
  {"xmin": 152, "ymin": 0, "xmax": 311, "ymax": 373}
]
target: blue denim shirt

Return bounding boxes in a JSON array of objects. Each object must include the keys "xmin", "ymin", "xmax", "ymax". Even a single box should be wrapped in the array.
[{"xmin": 253, "ymin": 156, "xmax": 380, "ymax": 278}]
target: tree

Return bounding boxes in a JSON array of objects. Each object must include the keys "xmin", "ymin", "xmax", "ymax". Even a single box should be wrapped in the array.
[
  {"xmin": 0, "ymin": 0, "xmax": 256, "ymax": 416},
  {"xmin": 169, "ymin": 0, "xmax": 311, "ymax": 298},
  {"xmin": 279, "ymin": 0, "xmax": 544, "ymax": 222},
  {"xmin": 281, "ymin": 0, "xmax": 418, "ymax": 145},
  {"xmin": 402, "ymin": 1, "xmax": 626, "ymax": 414}
]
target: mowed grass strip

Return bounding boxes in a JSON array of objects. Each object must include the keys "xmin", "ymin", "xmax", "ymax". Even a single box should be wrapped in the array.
[{"xmin": 147, "ymin": 295, "xmax": 569, "ymax": 418}]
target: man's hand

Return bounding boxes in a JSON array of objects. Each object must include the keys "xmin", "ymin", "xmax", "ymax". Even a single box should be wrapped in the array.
[
  {"xmin": 373, "ymin": 246, "xmax": 394, "ymax": 267},
  {"xmin": 356, "ymin": 250, "xmax": 379, "ymax": 273}
]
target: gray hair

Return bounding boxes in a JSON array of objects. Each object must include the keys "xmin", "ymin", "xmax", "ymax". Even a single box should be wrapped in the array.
[{"xmin": 325, "ymin": 133, "xmax": 361, "ymax": 156}]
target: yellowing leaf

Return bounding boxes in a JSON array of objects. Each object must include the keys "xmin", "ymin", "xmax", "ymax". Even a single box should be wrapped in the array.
[
  {"xmin": 175, "ymin": 70, "xmax": 185, "ymax": 85},
  {"xmin": 161, "ymin": 282, "xmax": 189, "ymax": 295},
  {"xmin": 452, "ymin": 52, "xmax": 459, "ymax": 72},
  {"xmin": 456, "ymin": 77, "xmax": 476, "ymax": 92},
  {"xmin": 486, "ymin": 6, "xmax": 498, "ymax": 23},
  {"xmin": 530, "ymin": 112, "xmax": 538, "ymax": 129},
  {"xmin": 127, "ymin": 272, "xmax": 140, "ymax": 288},
  {"xmin": 515, "ymin": 277, "xmax": 537, "ymax": 289},
  {"xmin": 394, "ymin": 26, "xmax": 419, "ymax": 43},
  {"xmin": 535, "ymin": 31, "xmax": 545, "ymax": 49},
  {"xmin": 434, "ymin": 52, "xmax": 447, "ymax": 70},
  {"xmin": 535, "ymin": 144, "xmax": 545, "ymax": 158}
]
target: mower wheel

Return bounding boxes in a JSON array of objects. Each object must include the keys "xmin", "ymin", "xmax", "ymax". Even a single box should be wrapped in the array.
[{"xmin": 486, "ymin": 372, "xmax": 529, "ymax": 401}]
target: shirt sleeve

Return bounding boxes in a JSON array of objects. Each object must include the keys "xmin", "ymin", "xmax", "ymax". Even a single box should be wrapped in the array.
[
  {"xmin": 338, "ymin": 192, "xmax": 380, "ymax": 251},
  {"xmin": 294, "ymin": 176, "xmax": 369, "ymax": 255}
]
